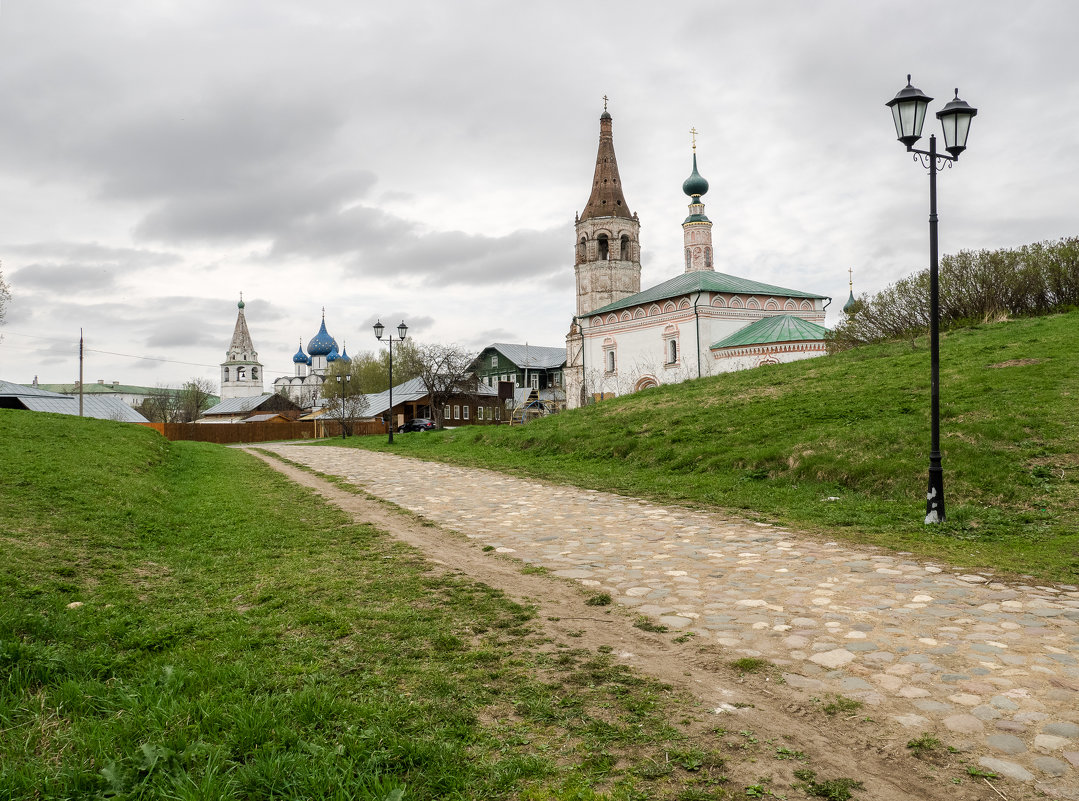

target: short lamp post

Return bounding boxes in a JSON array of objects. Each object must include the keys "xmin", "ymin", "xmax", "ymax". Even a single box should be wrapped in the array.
[
  {"xmin": 334, "ymin": 374, "xmax": 350, "ymax": 439},
  {"xmin": 886, "ymin": 75, "xmax": 978, "ymax": 524},
  {"xmin": 373, "ymin": 319, "xmax": 408, "ymax": 444}
]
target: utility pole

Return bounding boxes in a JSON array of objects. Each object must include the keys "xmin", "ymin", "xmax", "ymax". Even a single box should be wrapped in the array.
[{"xmin": 79, "ymin": 328, "xmax": 84, "ymax": 417}]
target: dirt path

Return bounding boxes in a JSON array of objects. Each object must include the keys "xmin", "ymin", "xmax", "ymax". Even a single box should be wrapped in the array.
[{"xmin": 247, "ymin": 447, "xmax": 1076, "ymax": 800}]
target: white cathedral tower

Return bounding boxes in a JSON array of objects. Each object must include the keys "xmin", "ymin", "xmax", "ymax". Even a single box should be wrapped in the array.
[{"xmin": 219, "ymin": 296, "xmax": 264, "ymax": 401}]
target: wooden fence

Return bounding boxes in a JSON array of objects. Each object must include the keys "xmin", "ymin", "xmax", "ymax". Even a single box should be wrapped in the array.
[{"xmin": 140, "ymin": 419, "xmax": 387, "ymax": 444}]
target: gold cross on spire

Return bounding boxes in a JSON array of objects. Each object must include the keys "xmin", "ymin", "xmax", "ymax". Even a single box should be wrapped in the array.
[
  {"xmin": 603, "ymin": 94, "xmax": 609, "ymax": 111},
  {"xmin": 848, "ymin": 267, "xmax": 853, "ymax": 290},
  {"xmin": 690, "ymin": 127, "xmax": 698, "ymax": 151}
]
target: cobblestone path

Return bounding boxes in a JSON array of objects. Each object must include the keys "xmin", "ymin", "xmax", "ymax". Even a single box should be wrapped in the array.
[{"xmin": 264, "ymin": 444, "xmax": 1079, "ymax": 789}]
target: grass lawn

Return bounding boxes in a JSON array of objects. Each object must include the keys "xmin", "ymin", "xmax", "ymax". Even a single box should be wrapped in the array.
[
  {"xmin": 0, "ymin": 411, "xmax": 752, "ymax": 800},
  {"xmin": 352, "ymin": 312, "xmax": 1079, "ymax": 583}
]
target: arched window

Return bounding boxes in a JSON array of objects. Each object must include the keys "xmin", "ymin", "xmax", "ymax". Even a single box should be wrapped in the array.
[
  {"xmin": 607, "ymin": 350, "xmax": 616, "ymax": 372},
  {"xmin": 685, "ymin": 250, "xmax": 691, "ymax": 270},
  {"xmin": 237, "ymin": 367, "xmax": 246, "ymax": 380},
  {"xmin": 597, "ymin": 234, "xmax": 609, "ymax": 261},
  {"xmin": 252, "ymin": 367, "xmax": 258, "ymax": 380},
  {"xmin": 704, "ymin": 247, "xmax": 712, "ymax": 268},
  {"xmin": 223, "ymin": 367, "xmax": 230, "ymax": 382},
  {"xmin": 668, "ymin": 339, "xmax": 678, "ymax": 364},
  {"xmin": 620, "ymin": 235, "xmax": 630, "ymax": 260}
]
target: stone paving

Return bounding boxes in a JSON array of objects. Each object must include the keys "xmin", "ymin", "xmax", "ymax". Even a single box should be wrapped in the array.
[{"xmin": 265, "ymin": 444, "xmax": 1079, "ymax": 789}]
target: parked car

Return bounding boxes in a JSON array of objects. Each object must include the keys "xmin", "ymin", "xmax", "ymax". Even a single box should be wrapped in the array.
[{"xmin": 398, "ymin": 417, "xmax": 436, "ymax": 433}]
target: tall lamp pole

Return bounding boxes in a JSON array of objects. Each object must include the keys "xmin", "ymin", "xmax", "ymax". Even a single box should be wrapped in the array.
[
  {"xmin": 886, "ymin": 75, "xmax": 978, "ymax": 524},
  {"xmin": 374, "ymin": 319, "xmax": 408, "ymax": 444},
  {"xmin": 335, "ymin": 374, "xmax": 350, "ymax": 439}
]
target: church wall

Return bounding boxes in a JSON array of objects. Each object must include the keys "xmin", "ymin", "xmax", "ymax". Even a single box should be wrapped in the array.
[
  {"xmin": 711, "ymin": 342, "xmax": 828, "ymax": 372},
  {"xmin": 573, "ymin": 295, "xmax": 829, "ymax": 402}
]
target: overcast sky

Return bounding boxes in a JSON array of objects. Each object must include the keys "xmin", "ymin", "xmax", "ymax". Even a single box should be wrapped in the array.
[{"xmin": 1, "ymin": 1, "xmax": 1076, "ymax": 388}]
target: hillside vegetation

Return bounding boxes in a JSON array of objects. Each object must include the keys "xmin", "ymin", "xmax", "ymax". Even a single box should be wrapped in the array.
[
  {"xmin": 361, "ymin": 312, "xmax": 1079, "ymax": 582},
  {"xmin": 0, "ymin": 412, "xmax": 747, "ymax": 799}
]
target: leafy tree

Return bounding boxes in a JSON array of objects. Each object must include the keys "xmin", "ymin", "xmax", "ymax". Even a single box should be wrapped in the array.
[
  {"xmin": 404, "ymin": 343, "xmax": 478, "ymax": 429},
  {"xmin": 832, "ymin": 235, "xmax": 1079, "ymax": 349},
  {"xmin": 321, "ymin": 361, "xmax": 369, "ymax": 437}
]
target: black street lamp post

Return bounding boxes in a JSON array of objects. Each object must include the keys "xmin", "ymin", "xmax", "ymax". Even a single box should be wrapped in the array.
[
  {"xmin": 886, "ymin": 75, "xmax": 978, "ymax": 524},
  {"xmin": 334, "ymin": 374, "xmax": 350, "ymax": 439},
  {"xmin": 373, "ymin": 319, "xmax": 408, "ymax": 444}
]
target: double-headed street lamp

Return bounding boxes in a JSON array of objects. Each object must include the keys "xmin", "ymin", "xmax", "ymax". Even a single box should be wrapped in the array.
[
  {"xmin": 886, "ymin": 75, "xmax": 978, "ymax": 524},
  {"xmin": 373, "ymin": 319, "xmax": 408, "ymax": 444}
]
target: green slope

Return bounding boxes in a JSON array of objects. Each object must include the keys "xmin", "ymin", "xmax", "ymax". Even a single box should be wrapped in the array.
[
  {"xmin": 360, "ymin": 312, "xmax": 1079, "ymax": 582},
  {"xmin": 0, "ymin": 413, "xmax": 717, "ymax": 799}
]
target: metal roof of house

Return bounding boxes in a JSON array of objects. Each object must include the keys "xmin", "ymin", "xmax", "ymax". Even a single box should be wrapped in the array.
[
  {"xmin": 588, "ymin": 271, "xmax": 829, "ymax": 316},
  {"xmin": 362, "ymin": 377, "xmax": 502, "ymax": 417},
  {"xmin": 482, "ymin": 343, "xmax": 566, "ymax": 370},
  {"xmin": 202, "ymin": 394, "xmax": 280, "ymax": 416},
  {"xmin": 710, "ymin": 314, "xmax": 831, "ymax": 349},
  {"xmin": 1, "ymin": 380, "xmax": 149, "ymax": 422}
]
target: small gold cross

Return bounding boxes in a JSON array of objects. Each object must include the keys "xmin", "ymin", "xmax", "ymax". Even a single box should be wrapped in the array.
[
  {"xmin": 848, "ymin": 267, "xmax": 853, "ymax": 289},
  {"xmin": 603, "ymin": 94, "xmax": 609, "ymax": 111},
  {"xmin": 690, "ymin": 127, "xmax": 698, "ymax": 151}
]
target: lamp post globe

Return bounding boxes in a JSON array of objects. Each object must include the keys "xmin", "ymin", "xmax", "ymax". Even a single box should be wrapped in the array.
[
  {"xmin": 373, "ymin": 319, "xmax": 385, "ymax": 340},
  {"xmin": 936, "ymin": 90, "xmax": 978, "ymax": 159},
  {"xmin": 886, "ymin": 75, "xmax": 933, "ymax": 148},
  {"xmin": 397, "ymin": 321, "xmax": 408, "ymax": 340}
]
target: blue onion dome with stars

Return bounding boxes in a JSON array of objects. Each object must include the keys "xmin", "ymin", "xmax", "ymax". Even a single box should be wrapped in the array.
[
  {"xmin": 326, "ymin": 343, "xmax": 341, "ymax": 363},
  {"xmin": 682, "ymin": 153, "xmax": 709, "ymax": 199},
  {"xmin": 292, "ymin": 340, "xmax": 311, "ymax": 365},
  {"xmin": 307, "ymin": 314, "xmax": 338, "ymax": 357},
  {"xmin": 338, "ymin": 344, "xmax": 352, "ymax": 364}
]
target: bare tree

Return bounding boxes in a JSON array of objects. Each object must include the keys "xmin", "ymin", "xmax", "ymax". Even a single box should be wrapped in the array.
[
  {"xmin": 176, "ymin": 377, "xmax": 218, "ymax": 422},
  {"xmin": 321, "ymin": 362, "xmax": 369, "ymax": 437},
  {"xmin": 0, "ymin": 262, "xmax": 10, "ymax": 340},
  {"xmin": 140, "ymin": 386, "xmax": 179, "ymax": 423},
  {"xmin": 405, "ymin": 343, "xmax": 478, "ymax": 429}
]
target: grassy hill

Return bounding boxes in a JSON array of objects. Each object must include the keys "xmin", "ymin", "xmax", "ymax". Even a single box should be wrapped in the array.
[
  {"xmin": 1, "ymin": 412, "xmax": 738, "ymax": 799},
  {"xmin": 361, "ymin": 312, "xmax": 1079, "ymax": 582}
]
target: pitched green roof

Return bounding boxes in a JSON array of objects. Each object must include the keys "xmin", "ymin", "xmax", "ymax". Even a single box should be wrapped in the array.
[
  {"xmin": 711, "ymin": 314, "xmax": 830, "ymax": 349},
  {"xmin": 588, "ymin": 271, "xmax": 827, "ymax": 316}
]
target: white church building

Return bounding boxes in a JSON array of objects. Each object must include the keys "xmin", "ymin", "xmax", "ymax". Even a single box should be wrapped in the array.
[
  {"xmin": 565, "ymin": 110, "xmax": 831, "ymax": 409},
  {"xmin": 272, "ymin": 310, "xmax": 352, "ymax": 408}
]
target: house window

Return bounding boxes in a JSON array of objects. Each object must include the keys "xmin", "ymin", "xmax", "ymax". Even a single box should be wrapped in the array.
[
  {"xmin": 454, "ymin": 405, "xmax": 460, "ymax": 420},
  {"xmin": 495, "ymin": 405, "xmax": 501, "ymax": 421},
  {"xmin": 463, "ymin": 406, "xmax": 470, "ymax": 420},
  {"xmin": 553, "ymin": 372, "xmax": 560, "ymax": 387},
  {"xmin": 477, "ymin": 407, "xmax": 484, "ymax": 421},
  {"xmin": 491, "ymin": 355, "xmax": 497, "ymax": 368},
  {"xmin": 530, "ymin": 374, "xmax": 539, "ymax": 390},
  {"xmin": 488, "ymin": 376, "xmax": 493, "ymax": 386},
  {"xmin": 444, "ymin": 404, "xmax": 451, "ymax": 419}
]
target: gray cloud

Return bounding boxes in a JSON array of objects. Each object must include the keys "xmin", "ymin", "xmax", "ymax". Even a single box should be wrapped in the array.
[{"xmin": 11, "ymin": 264, "xmax": 116, "ymax": 293}]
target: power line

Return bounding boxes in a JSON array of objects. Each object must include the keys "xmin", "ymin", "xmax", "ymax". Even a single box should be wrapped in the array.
[{"xmin": 1, "ymin": 329, "xmax": 293, "ymax": 376}]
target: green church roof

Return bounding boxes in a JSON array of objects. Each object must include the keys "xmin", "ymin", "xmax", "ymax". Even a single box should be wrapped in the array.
[
  {"xmin": 711, "ymin": 314, "xmax": 830, "ymax": 349},
  {"xmin": 588, "ymin": 271, "xmax": 828, "ymax": 316}
]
